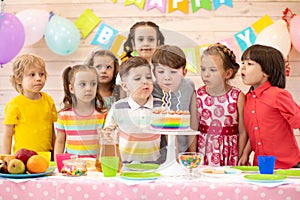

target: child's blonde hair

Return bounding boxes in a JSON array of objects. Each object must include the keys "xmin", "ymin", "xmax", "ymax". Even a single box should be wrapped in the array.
[{"xmin": 11, "ymin": 54, "xmax": 47, "ymax": 93}]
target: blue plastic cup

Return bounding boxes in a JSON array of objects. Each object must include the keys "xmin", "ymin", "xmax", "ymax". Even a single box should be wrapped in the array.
[{"xmin": 258, "ymin": 155, "xmax": 276, "ymax": 174}]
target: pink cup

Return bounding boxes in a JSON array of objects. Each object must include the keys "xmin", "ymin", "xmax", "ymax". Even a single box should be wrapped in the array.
[{"xmin": 55, "ymin": 153, "xmax": 72, "ymax": 172}]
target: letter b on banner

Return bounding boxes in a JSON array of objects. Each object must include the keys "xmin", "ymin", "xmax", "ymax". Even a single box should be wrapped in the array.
[{"xmin": 91, "ymin": 23, "xmax": 118, "ymax": 50}]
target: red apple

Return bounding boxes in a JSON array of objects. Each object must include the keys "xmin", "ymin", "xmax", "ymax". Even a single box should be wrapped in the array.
[{"xmin": 15, "ymin": 148, "xmax": 38, "ymax": 163}]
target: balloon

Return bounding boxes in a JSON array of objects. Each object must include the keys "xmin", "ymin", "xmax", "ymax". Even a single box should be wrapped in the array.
[
  {"xmin": 255, "ymin": 20, "xmax": 291, "ymax": 58},
  {"xmin": 45, "ymin": 15, "xmax": 80, "ymax": 55},
  {"xmin": 16, "ymin": 9, "xmax": 49, "ymax": 46},
  {"xmin": 290, "ymin": 16, "xmax": 300, "ymax": 53},
  {"xmin": 0, "ymin": 12, "xmax": 25, "ymax": 65}
]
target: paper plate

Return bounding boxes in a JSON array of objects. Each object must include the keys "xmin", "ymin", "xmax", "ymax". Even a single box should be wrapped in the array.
[
  {"xmin": 230, "ymin": 166, "xmax": 259, "ymax": 173},
  {"xmin": 244, "ymin": 174, "xmax": 286, "ymax": 183},
  {"xmin": 124, "ymin": 163, "xmax": 159, "ymax": 171},
  {"xmin": 199, "ymin": 167, "xmax": 242, "ymax": 178},
  {"xmin": 275, "ymin": 169, "xmax": 300, "ymax": 178},
  {"xmin": 0, "ymin": 167, "xmax": 55, "ymax": 179},
  {"xmin": 120, "ymin": 171, "xmax": 160, "ymax": 180}
]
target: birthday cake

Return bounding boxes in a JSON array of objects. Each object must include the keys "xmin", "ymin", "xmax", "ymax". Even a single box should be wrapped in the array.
[{"xmin": 150, "ymin": 110, "xmax": 190, "ymax": 131}]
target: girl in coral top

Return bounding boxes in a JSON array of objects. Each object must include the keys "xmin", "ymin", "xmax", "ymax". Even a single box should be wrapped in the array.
[
  {"xmin": 196, "ymin": 43, "xmax": 248, "ymax": 166},
  {"xmin": 240, "ymin": 44, "xmax": 300, "ymax": 169}
]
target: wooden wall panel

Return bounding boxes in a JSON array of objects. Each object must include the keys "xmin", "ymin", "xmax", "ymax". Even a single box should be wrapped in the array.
[{"xmin": 1, "ymin": 0, "xmax": 300, "ymax": 147}]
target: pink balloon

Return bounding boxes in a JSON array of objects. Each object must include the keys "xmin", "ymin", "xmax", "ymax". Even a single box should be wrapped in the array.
[
  {"xmin": 0, "ymin": 12, "xmax": 25, "ymax": 65},
  {"xmin": 16, "ymin": 9, "xmax": 49, "ymax": 46},
  {"xmin": 290, "ymin": 16, "xmax": 300, "ymax": 53}
]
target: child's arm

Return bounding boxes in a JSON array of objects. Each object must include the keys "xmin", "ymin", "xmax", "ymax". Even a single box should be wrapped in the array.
[
  {"xmin": 51, "ymin": 124, "xmax": 56, "ymax": 150},
  {"xmin": 237, "ymin": 92, "xmax": 248, "ymax": 158},
  {"xmin": 188, "ymin": 92, "xmax": 198, "ymax": 152},
  {"xmin": 1, "ymin": 125, "xmax": 14, "ymax": 154},
  {"xmin": 54, "ymin": 131, "xmax": 66, "ymax": 160},
  {"xmin": 238, "ymin": 139, "xmax": 252, "ymax": 166}
]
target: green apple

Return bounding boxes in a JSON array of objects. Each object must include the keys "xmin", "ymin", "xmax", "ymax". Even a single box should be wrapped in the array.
[{"xmin": 7, "ymin": 158, "xmax": 26, "ymax": 174}]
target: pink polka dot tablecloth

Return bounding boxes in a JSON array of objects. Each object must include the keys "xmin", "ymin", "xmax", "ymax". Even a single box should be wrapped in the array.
[{"xmin": 0, "ymin": 171, "xmax": 300, "ymax": 200}]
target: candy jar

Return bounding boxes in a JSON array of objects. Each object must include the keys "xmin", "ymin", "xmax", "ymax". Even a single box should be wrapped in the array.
[
  {"xmin": 95, "ymin": 128, "xmax": 122, "ymax": 173},
  {"xmin": 61, "ymin": 155, "xmax": 87, "ymax": 177}
]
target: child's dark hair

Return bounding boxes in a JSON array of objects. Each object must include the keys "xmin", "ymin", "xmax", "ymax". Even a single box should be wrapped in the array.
[
  {"xmin": 86, "ymin": 50, "xmax": 119, "ymax": 92},
  {"xmin": 151, "ymin": 45, "xmax": 186, "ymax": 70},
  {"xmin": 11, "ymin": 54, "xmax": 47, "ymax": 93},
  {"xmin": 119, "ymin": 56, "xmax": 150, "ymax": 80},
  {"xmin": 122, "ymin": 21, "xmax": 165, "ymax": 59},
  {"xmin": 60, "ymin": 64, "xmax": 105, "ymax": 113},
  {"xmin": 203, "ymin": 43, "xmax": 240, "ymax": 80},
  {"xmin": 241, "ymin": 44, "xmax": 286, "ymax": 88}
]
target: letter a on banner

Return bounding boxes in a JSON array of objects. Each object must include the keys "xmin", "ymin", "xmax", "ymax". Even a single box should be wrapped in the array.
[
  {"xmin": 145, "ymin": 0, "xmax": 167, "ymax": 13},
  {"xmin": 91, "ymin": 23, "xmax": 118, "ymax": 50}
]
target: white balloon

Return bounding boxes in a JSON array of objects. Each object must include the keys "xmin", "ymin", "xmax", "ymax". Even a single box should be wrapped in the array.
[
  {"xmin": 16, "ymin": 9, "xmax": 49, "ymax": 46},
  {"xmin": 255, "ymin": 19, "xmax": 291, "ymax": 58}
]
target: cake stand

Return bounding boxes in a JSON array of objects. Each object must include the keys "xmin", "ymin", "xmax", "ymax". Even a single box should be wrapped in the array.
[{"xmin": 147, "ymin": 129, "xmax": 200, "ymax": 176}]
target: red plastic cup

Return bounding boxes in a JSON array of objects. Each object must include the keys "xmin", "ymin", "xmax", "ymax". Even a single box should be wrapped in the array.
[{"xmin": 55, "ymin": 153, "xmax": 72, "ymax": 172}]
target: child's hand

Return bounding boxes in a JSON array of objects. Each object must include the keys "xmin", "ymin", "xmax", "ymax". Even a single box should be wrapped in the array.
[{"xmin": 237, "ymin": 155, "xmax": 250, "ymax": 166}]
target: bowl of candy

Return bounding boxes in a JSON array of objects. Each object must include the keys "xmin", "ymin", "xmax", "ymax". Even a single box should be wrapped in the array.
[{"xmin": 61, "ymin": 158, "xmax": 87, "ymax": 177}]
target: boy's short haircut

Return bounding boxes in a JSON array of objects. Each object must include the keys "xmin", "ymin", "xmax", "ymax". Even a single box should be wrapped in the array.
[
  {"xmin": 151, "ymin": 45, "xmax": 186, "ymax": 69},
  {"xmin": 119, "ymin": 56, "xmax": 150, "ymax": 80}
]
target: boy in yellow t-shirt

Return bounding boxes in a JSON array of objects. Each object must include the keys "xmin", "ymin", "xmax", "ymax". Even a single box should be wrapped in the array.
[{"xmin": 1, "ymin": 54, "xmax": 57, "ymax": 154}]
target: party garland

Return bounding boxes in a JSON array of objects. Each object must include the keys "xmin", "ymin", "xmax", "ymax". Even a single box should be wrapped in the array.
[{"xmin": 120, "ymin": 0, "xmax": 233, "ymax": 13}]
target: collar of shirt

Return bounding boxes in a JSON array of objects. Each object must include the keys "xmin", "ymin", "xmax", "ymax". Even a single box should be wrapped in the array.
[
  {"xmin": 128, "ymin": 95, "xmax": 153, "ymax": 111},
  {"xmin": 249, "ymin": 81, "xmax": 271, "ymax": 97}
]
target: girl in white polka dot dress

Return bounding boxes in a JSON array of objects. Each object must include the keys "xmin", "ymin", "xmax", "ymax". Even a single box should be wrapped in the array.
[{"xmin": 196, "ymin": 43, "xmax": 248, "ymax": 166}]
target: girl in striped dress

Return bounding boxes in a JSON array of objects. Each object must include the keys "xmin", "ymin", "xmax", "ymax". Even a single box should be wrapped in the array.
[{"xmin": 54, "ymin": 65, "xmax": 107, "ymax": 158}]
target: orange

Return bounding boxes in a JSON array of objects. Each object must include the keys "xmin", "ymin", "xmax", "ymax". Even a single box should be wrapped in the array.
[{"xmin": 26, "ymin": 155, "xmax": 49, "ymax": 173}]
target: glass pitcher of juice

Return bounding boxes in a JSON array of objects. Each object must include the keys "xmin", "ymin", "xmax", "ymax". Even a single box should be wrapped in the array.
[{"xmin": 95, "ymin": 128, "xmax": 122, "ymax": 173}]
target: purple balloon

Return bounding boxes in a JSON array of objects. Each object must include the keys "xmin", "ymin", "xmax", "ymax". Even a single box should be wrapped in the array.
[{"xmin": 0, "ymin": 12, "xmax": 25, "ymax": 65}]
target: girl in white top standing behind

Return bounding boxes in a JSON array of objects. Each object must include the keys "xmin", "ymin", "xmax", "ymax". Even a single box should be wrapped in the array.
[{"xmin": 86, "ymin": 50, "xmax": 125, "ymax": 110}]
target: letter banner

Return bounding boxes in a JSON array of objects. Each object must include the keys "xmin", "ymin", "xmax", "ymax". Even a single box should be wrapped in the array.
[
  {"xmin": 191, "ymin": 0, "xmax": 212, "ymax": 13},
  {"xmin": 145, "ymin": 0, "xmax": 167, "ymax": 13},
  {"xmin": 212, "ymin": 0, "xmax": 233, "ymax": 10},
  {"xmin": 234, "ymin": 27, "xmax": 256, "ymax": 52},
  {"xmin": 252, "ymin": 15, "xmax": 273, "ymax": 34},
  {"xmin": 183, "ymin": 48, "xmax": 198, "ymax": 73},
  {"xmin": 168, "ymin": 0, "xmax": 189, "ymax": 14},
  {"xmin": 91, "ymin": 23, "xmax": 118, "ymax": 50},
  {"xmin": 74, "ymin": 8, "xmax": 101, "ymax": 39},
  {"xmin": 218, "ymin": 38, "xmax": 238, "ymax": 58},
  {"xmin": 110, "ymin": 34, "xmax": 127, "ymax": 56},
  {"xmin": 125, "ymin": 0, "xmax": 146, "ymax": 10}
]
